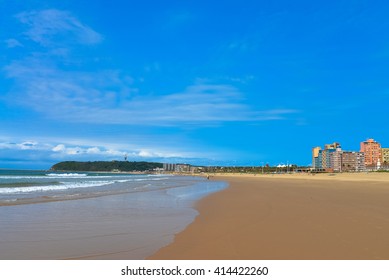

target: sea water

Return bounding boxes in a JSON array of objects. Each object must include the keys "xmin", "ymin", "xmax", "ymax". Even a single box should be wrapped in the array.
[{"xmin": 0, "ymin": 170, "xmax": 227, "ymax": 259}]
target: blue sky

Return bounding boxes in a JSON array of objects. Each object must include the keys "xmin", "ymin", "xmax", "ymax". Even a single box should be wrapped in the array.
[{"xmin": 1, "ymin": 0, "xmax": 389, "ymax": 169}]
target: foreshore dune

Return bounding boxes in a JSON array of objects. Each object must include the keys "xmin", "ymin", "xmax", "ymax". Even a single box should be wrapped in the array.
[{"xmin": 149, "ymin": 173, "xmax": 389, "ymax": 260}]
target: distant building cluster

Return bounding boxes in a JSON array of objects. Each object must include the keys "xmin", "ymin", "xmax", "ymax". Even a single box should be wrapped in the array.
[
  {"xmin": 312, "ymin": 138, "xmax": 389, "ymax": 172},
  {"xmin": 162, "ymin": 163, "xmax": 201, "ymax": 173}
]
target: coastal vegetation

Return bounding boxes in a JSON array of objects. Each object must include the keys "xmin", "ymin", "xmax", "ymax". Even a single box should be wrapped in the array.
[
  {"xmin": 50, "ymin": 161, "xmax": 163, "ymax": 172},
  {"xmin": 50, "ymin": 161, "xmax": 307, "ymax": 174},
  {"xmin": 200, "ymin": 165, "xmax": 302, "ymax": 174}
]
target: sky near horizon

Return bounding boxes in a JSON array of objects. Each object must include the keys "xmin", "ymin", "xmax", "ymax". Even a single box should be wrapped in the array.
[{"xmin": 1, "ymin": 0, "xmax": 389, "ymax": 169}]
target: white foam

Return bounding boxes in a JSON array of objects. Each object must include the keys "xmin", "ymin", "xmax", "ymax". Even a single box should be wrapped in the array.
[
  {"xmin": 46, "ymin": 173, "xmax": 88, "ymax": 177},
  {"xmin": 0, "ymin": 174, "xmax": 171, "ymax": 195},
  {"xmin": 0, "ymin": 174, "xmax": 169, "ymax": 180},
  {"xmin": 0, "ymin": 180, "xmax": 114, "ymax": 194}
]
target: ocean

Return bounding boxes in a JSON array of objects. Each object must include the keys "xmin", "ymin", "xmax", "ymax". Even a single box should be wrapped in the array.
[{"xmin": 0, "ymin": 170, "xmax": 227, "ymax": 259}]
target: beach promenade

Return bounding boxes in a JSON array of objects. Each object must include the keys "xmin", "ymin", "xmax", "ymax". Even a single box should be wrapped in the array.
[{"xmin": 150, "ymin": 173, "xmax": 389, "ymax": 260}]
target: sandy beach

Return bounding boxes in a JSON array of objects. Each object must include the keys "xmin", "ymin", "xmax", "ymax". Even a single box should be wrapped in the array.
[{"xmin": 150, "ymin": 173, "xmax": 389, "ymax": 260}]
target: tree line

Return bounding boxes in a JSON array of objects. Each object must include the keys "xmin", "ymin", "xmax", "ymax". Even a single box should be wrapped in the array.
[{"xmin": 50, "ymin": 161, "xmax": 163, "ymax": 172}]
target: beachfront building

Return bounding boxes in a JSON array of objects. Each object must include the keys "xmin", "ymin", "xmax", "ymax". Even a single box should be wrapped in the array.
[
  {"xmin": 163, "ymin": 163, "xmax": 176, "ymax": 172},
  {"xmin": 312, "ymin": 142, "xmax": 341, "ymax": 171},
  {"xmin": 381, "ymin": 148, "xmax": 389, "ymax": 169},
  {"xmin": 324, "ymin": 143, "xmax": 341, "ymax": 170},
  {"xmin": 330, "ymin": 149, "xmax": 342, "ymax": 172},
  {"xmin": 163, "ymin": 163, "xmax": 193, "ymax": 173},
  {"xmin": 311, "ymin": 142, "xmax": 367, "ymax": 172},
  {"xmin": 360, "ymin": 139, "xmax": 382, "ymax": 170},
  {"xmin": 341, "ymin": 151, "xmax": 366, "ymax": 172},
  {"xmin": 312, "ymin": 147, "xmax": 321, "ymax": 169},
  {"xmin": 189, "ymin": 166, "xmax": 203, "ymax": 173},
  {"xmin": 323, "ymin": 142, "xmax": 341, "ymax": 171},
  {"xmin": 311, "ymin": 140, "xmax": 389, "ymax": 172},
  {"xmin": 174, "ymin": 164, "xmax": 191, "ymax": 173},
  {"xmin": 317, "ymin": 149, "xmax": 330, "ymax": 170},
  {"xmin": 312, "ymin": 149, "xmax": 322, "ymax": 169},
  {"xmin": 325, "ymin": 142, "xmax": 341, "ymax": 150}
]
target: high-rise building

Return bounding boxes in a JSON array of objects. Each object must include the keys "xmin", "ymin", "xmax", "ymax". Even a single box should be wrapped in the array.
[
  {"xmin": 325, "ymin": 142, "xmax": 341, "ymax": 150},
  {"xmin": 323, "ymin": 142, "xmax": 341, "ymax": 170},
  {"xmin": 360, "ymin": 139, "xmax": 382, "ymax": 169},
  {"xmin": 330, "ymin": 149, "xmax": 342, "ymax": 172},
  {"xmin": 312, "ymin": 142, "xmax": 341, "ymax": 171},
  {"xmin": 320, "ymin": 149, "xmax": 327, "ymax": 168},
  {"xmin": 312, "ymin": 146, "xmax": 321, "ymax": 168},
  {"xmin": 175, "ymin": 164, "xmax": 191, "ymax": 172},
  {"xmin": 341, "ymin": 151, "xmax": 366, "ymax": 172},
  {"xmin": 163, "ymin": 163, "xmax": 176, "ymax": 171},
  {"xmin": 311, "ymin": 140, "xmax": 384, "ymax": 172},
  {"xmin": 382, "ymin": 148, "xmax": 389, "ymax": 168}
]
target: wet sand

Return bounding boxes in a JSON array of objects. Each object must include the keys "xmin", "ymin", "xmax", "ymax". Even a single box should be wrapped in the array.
[
  {"xmin": 150, "ymin": 173, "xmax": 389, "ymax": 259},
  {"xmin": 0, "ymin": 176, "xmax": 227, "ymax": 260},
  {"xmin": 0, "ymin": 192, "xmax": 195, "ymax": 260}
]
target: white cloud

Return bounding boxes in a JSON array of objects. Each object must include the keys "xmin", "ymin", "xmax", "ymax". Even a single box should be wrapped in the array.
[
  {"xmin": 86, "ymin": 147, "xmax": 101, "ymax": 154},
  {"xmin": 105, "ymin": 149, "xmax": 124, "ymax": 156},
  {"xmin": 137, "ymin": 150, "xmax": 168, "ymax": 158},
  {"xmin": 66, "ymin": 147, "xmax": 82, "ymax": 155},
  {"xmin": 5, "ymin": 38, "xmax": 23, "ymax": 48},
  {"xmin": 18, "ymin": 141, "xmax": 39, "ymax": 150},
  {"xmin": 16, "ymin": 9, "xmax": 102, "ymax": 46},
  {"xmin": 52, "ymin": 144, "xmax": 66, "ymax": 152},
  {"xmin": 4, "ymin": 59, "xmax": 135, "ymax": 114},
  {"xmin": 1, "ymin": 139, "xmax": 189, "ymax": 161},
  {"xmin": 4, "ymin": 9, "xmax": 298, "ymax": 127},
  {"xmin": 49, "ymin": 142, "xmax": 182, "ymax": 159},
  {"xmin": 0, "ymin": 142, "xmax": 14, "ymax": 149},
  {"xmin": 1, "ymin": 140, "xmax": 49, "ymax": 151},
  {"xmin": 51, "ymin": 144, "xmax": 98, "ymax": 156},
  {"xmin": 4, "ymin": 58, "xmax": 297, "ymax": 124},
  {"xmin": 138, "ymin": 150, "xmax": 153, "ymax": 157},
  {"xmin": 0, "ymin": 135, "xmax": 230, "ymax": 168}
]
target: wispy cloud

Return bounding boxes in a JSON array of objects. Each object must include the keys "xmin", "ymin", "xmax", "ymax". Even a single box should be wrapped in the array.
[
  {"xmin": 0, "ymin": 138, "xmax": 206, "ymax": 166},
  {"xmin": 4, "ymin": 58, "xmax": 297, "ymax": 124},
  {"xmin": 16, "ymin": 9, "xmax": 102, "ymax": 46},
  {"xmin": 4, "ymin": 58, "xmax": 135, "ymax": 113},
  {"xmin": 4, "ymin": 8, "xmax": 298, "ymax": 127},
  {"xmin": 5, "ymin": 38, "xmax": 23, "ymax": 48},
  {"xmin": 0, "ymin": 140, "xmax": 45, "ymax": 151}
]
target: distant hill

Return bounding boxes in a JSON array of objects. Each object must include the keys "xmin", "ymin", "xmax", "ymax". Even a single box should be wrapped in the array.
[{"xmin": 50, "ymin": 161, "xmax": 163, "ymax": 172}]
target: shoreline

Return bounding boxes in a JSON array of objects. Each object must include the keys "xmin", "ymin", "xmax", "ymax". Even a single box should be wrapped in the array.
[
  {"xmin": 0, "ymin": 175, "xmax": 226, "ymax": 260},
  {"xmin": 0, "ymin": 172, "xmax": 175, "ymax": 207},
  {"xmin": 149, "ymin": 173, "xmax": 389, "ymax": 260}
]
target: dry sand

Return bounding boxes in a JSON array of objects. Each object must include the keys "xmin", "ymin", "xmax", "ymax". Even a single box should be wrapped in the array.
[{"xmin": 149, "ymin": 173, "xmax": 389, "ymax": 260}]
